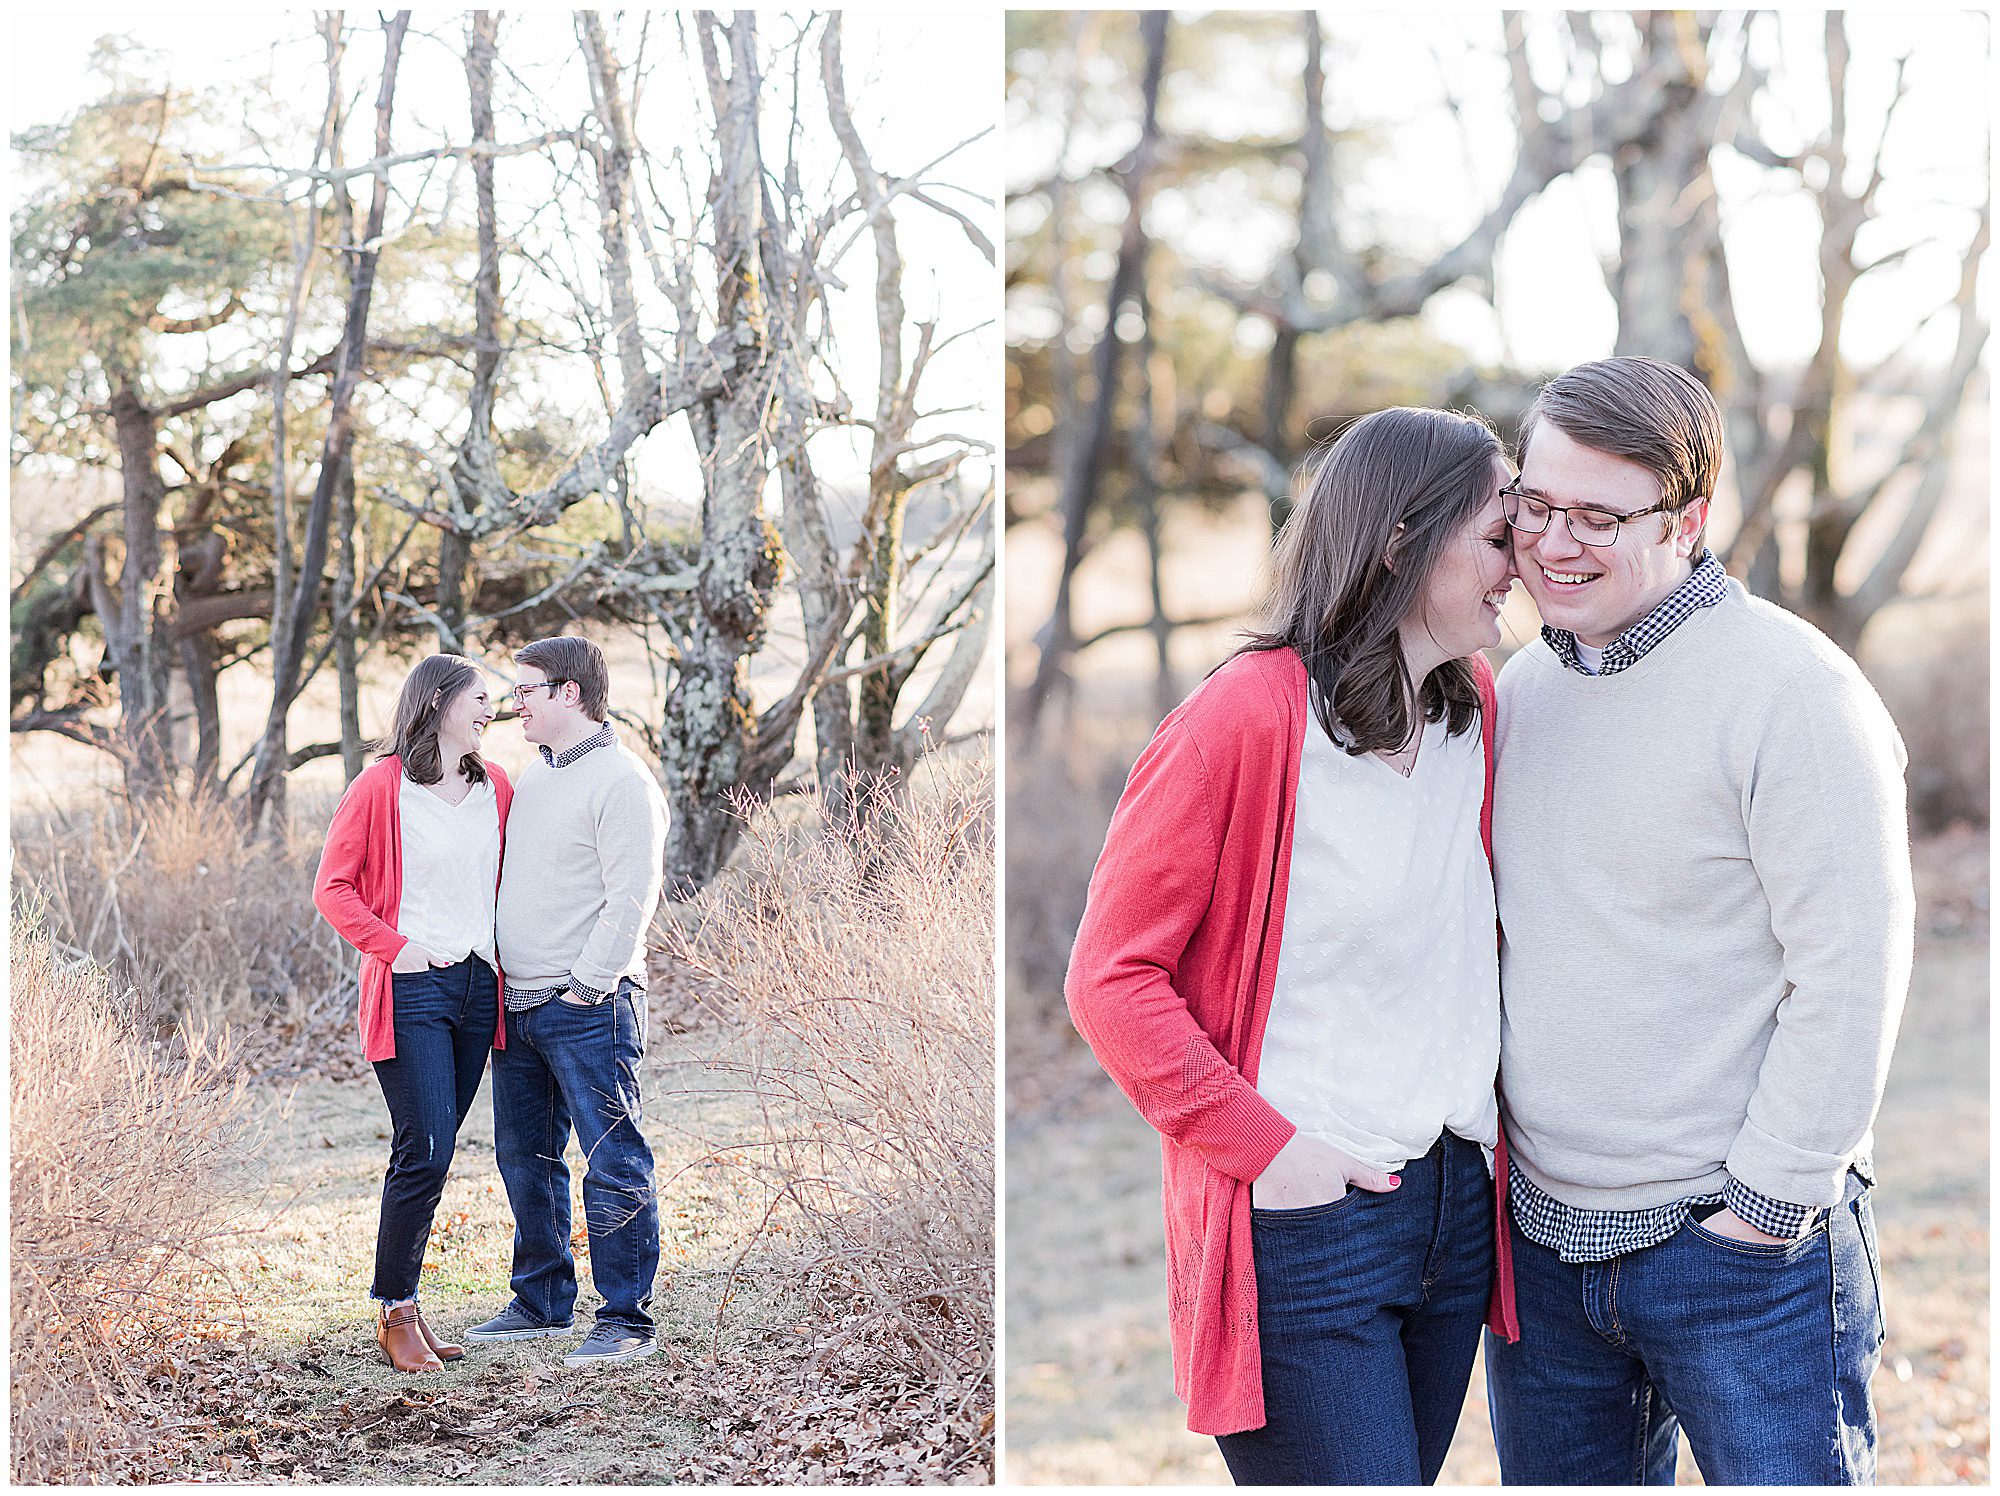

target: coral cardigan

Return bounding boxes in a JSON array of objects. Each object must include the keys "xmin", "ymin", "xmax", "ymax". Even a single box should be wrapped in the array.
[
  {"xmin": 1065, "ymin": 645, "xmax": 1518, "ymax": 1437},
  {"xmin": 312, "ymin": 755, "xmax": 513, "ymax": 1063}
]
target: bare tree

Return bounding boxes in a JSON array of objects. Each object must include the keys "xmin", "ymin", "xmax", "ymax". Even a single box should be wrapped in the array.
[
  {"xmin": 246, "ymin": 11, "xmax": 412, "ymax": 830},
  {"xmin": 820, "ymin": 18, "xmax": 996, "ymax": 784},
  {"xmin": 1020, "ymin": 10, "xmax": 1170, "ymax": 742},
  {"xmin": 16, "ymin": 12, "xmax": 996, "ymax": 887},
  {"xmin": 1710, "ymin": 16, "xmax": 1990, "ymax": 651}
]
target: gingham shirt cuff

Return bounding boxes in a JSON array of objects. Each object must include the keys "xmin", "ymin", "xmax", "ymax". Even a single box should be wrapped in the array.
[
  {"xmin": 1724, "ymin": 1176, "xmax": 1819, "ymax": 1239},
  {"xmin": 567, "ymin": 976, "xmax": 611, "ymax": 1005}
]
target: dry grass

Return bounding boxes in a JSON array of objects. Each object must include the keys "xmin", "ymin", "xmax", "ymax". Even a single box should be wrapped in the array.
[
  {"xmin": 8, "ymin": 915, "xmax": 259, "ymax": 1484},
  {"xmin": 10, "ymin": 793, "xmax": 351, "ymax": 1056},
  {"xmin": 7, "ymin": 746, "xmax": 998, "ymax": 1483},
  {"xmin": 669, "ymin": 750, "xmax": 996, "ymax": 1450}
]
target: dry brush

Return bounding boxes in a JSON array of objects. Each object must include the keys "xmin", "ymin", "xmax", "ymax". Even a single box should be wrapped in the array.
[{"xmin": 9, "ymin": 918, "xmax": 259, "ymax": 1483}]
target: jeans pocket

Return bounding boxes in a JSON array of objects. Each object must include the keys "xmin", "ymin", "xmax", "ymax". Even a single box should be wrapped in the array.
[
  {"xmin": 609, "ymin": 990, "xmax": 647, "ymax": 1124},
  {"xmin": 1854, "ymin": 1191, "xmax": 1888, "ymax": 1341},
  {"xmin": 1683, "ymin": 1210, "xmax": 1826, "ymax": 1260},
  {"xmin": 617, "ymin": 986, "xmax": 647, "ymax": 1057},
  {"xmin": 1251, "ymin": 1189, "xmax": 1363, "ymax": 1224},
  {"xmin": 390, "ymin": 966, "xmax": 440, "ymax": 999}
]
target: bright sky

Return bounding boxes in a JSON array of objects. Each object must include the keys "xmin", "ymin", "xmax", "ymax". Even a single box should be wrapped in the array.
[
  {"xmin": 1009, "ymin": 9, "xmax": 1991, "ymax": 377},
  {"xmin": 9, "ymin": 9, "xmax": 1002, "ymax": 520}
]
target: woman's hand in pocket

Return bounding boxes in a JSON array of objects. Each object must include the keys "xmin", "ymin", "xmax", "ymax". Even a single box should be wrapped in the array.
[
  {"xmin": 390, "ymin": 941, "xmax": 450, "ymax": 974},
  {"xmin": 1253, "ymin": 1133, "xmax": 1400, "ymax": 1210}
]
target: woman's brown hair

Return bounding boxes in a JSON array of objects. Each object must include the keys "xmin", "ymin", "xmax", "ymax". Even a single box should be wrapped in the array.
[
  {"xmin": 1242, "ymin": 406, "xmax": 1503, "ymax": 755},
  {"xmin": 383, "ymin": 654, "xmax": 489, "ymax": 786}
]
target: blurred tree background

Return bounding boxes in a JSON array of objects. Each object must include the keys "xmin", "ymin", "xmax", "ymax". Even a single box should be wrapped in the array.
[{"xmin": 1005, "ymin": 11, "xmax": 1989, "ymax": 1486}]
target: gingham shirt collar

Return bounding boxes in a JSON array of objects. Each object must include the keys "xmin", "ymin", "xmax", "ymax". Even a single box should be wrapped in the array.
[
  {"xmin": 540, "ymin": 720, "xmax": 614, "ymax": 768},
  {"xmin": 1543, "ymin": 549, "xmax": 1728, "ymax": 676}
]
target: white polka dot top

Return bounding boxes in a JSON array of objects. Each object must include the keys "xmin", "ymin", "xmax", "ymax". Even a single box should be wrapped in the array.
[{"xmin": 1255, "ymin": 709, "xmax": 1500, "ymax": 1172}]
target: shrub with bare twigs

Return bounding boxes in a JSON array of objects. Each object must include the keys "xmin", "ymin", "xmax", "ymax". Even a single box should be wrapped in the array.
[
  {"xmin": 8, "ymin": 916, "xmax": 258, "ymax": 1483},
  {"xmin": 672, "ymin": 749, "xmax": 995, "ymax": 1400},
  {"xmin": 11, "ymin": 794, "xmax": 351, "ymax": 1059}
]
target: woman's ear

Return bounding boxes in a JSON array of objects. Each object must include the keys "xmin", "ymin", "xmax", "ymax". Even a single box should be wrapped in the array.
[{"xmin": 1383, "ymin": 520, "xmax": 1407, "ymax": 573}]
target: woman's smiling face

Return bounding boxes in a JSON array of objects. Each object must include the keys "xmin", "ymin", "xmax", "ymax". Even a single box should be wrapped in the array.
[
  {"xmin": 1402, "ymin": 456, "xmax": 1517, "ymax": 661},
  {"xmin": 437, "ymin": 679, "xmax": 492, "ymax": 754}
]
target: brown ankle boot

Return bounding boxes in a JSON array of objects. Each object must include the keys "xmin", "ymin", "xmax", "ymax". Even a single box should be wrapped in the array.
[
  {"xmin": 416, "ymin": 1307, "xmax": 464, "ymax": 1363},
  {"xmin": 377, "ymin": 1304, "xmax": 443, "ymax": 1372}
]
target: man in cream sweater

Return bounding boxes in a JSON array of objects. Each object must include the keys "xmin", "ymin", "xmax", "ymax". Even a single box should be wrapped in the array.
[
  {"xmin": 1485, "ymin": 358, "xmax": 1914, "ymax": 1484},
  {"xmin": 464, "ymin": 635, "xmax": 671, "ymax": 1367}
]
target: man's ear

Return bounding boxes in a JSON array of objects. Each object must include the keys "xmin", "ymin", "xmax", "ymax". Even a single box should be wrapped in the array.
[{"xmin": 1673, "ymin": 497, "xmax": 1711, "ymax": 558}]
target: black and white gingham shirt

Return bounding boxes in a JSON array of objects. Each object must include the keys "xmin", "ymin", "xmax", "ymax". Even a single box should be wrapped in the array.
[
  {"xmin": 1541, "ymin": 548, "xmax": 1729, "ymax": 676},
  {"xmin": 503, "ymin": 722, "xmax": 619, "ymax": 1012},
  {"xmin": 540, "ymin": 720, "xmax": 615, "ymax": 770},
  {"xmin": 1513, "ymin": 551, "xmax": 1821, "ymax": 1260},
  {"xmin": 1512, "ymin": 1170, "xmax": 1827, "ymax": 1264}
]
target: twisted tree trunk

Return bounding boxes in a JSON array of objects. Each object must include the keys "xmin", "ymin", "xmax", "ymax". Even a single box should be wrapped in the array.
[
  {"xmin": 96, "ymin": 380, "xmax": 179, "ymax": 799},
  {"xmin": 659, "ymin": 14, "xmax": 782, "ymax": 892}
]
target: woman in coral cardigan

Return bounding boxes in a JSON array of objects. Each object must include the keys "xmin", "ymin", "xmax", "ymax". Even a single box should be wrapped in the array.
[
  {"xmin": 1066, "ymin": 407, "xmax": 1519, "ymax": 1484},
  {"xmin": 313, "ymin": 655, "xmax": 512, "ymax": 1373}
]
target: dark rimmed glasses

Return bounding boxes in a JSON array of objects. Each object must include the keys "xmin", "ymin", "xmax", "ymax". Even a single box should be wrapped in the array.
[
  {"xmin": 1501, "ymin": 482, "xmax": 1682, "ymax": 548},
  {"xmin": 509, "ymin": 680, "xmax": 566, "ymax": 706}
]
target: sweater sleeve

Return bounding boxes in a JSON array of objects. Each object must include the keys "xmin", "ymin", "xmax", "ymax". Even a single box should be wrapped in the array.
[
  {"xmin": 312, "ymin": 775, "xmax": 409, "ymax": 966},
  {"xmin": 570, "ymin": 763, "xmax": 670, "ymax": 992},
  {"xmin": 1724, "ymin": 662, "xmax": 1915, "ymax": 1207},
  {"xmin": 1065, "ymin": 715, "xmax": 1297, "ymax": 1183}
]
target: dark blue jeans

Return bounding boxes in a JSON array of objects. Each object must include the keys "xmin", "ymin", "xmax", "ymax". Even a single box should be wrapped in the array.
[
  {"xmin": 369, "ymin": 955, "xmax": 498, "ymax": 1302},
  {"xmin": 1485, "ymin": 1165, "xmax": 1884, "ymax": 1485},
  {"xmin": 1216, "ymin": 1133, "xmax": 1494, "ymax": 1485},
  {"xmin": 492, "ymin": 982, "xmax": 659, "ymax": 1332}
]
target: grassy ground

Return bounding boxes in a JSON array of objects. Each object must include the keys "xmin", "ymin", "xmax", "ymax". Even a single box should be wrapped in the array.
[
  {"xmin": 1004, "ymin": 844, "xmax": 1989, "ymax": 1486},
  {"xmin": 165, "ymin": 1014, "xmax": 810, "ymax": 1483}
]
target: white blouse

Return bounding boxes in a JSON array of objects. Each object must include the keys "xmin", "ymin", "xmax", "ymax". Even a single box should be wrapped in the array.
[
  {"xmin": 396, "ymin": 774, "xmax": 500, "ymax": 969},
  {"xmin": 1255, "ymin": 710, "xmax": 1500, "ymax": 1173}
]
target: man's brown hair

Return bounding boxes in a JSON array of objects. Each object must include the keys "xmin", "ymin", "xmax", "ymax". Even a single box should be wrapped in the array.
[
  {"xmin": 1517, "ymin": 356, "xmax": 1722, "ymax": 547},
  {"xmin": 515, "ymin": 635, "xmax": 610, "ymax": 721}
]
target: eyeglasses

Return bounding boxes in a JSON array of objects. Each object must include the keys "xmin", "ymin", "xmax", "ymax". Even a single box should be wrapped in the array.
[
  {"xmin": 509, "ymin": 681, "xmax": 566, "ymax": 706},
  {"xmin": 1501, "ymin": 482, "xmax": 1683, "ymax": 548}
]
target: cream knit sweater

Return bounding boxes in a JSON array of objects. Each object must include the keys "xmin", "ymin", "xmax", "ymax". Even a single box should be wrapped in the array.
[
  {"xmin": 496, "ymin": 739, "xmax": 670, "ymax": 992},
  {"xmin": 1493, "ymin": 580, "xmax": 1914, "ymax": 1211}
]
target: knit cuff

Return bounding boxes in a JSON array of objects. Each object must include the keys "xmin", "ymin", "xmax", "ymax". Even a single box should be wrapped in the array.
[
  {"xmin": 1724, "ymin": 1120, "xmax": 1852, "ymax": 1209},
  {"xmin": 1195, "ymin": 1082, "xmax": 1298, "ymax": 1185}
]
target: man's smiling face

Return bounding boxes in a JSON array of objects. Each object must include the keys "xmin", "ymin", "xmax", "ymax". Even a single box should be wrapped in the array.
[{"xmin": 1512, "ymin": 423, "xmax": 1707, "ymax": 650}]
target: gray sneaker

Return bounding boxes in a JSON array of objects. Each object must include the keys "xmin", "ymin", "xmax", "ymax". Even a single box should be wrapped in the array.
[
  {"xmin": 461, "ymin": 1305, "xmax": 575, "ymax": 1343},
  {"xmin": 562, "ymin": 1323, "xmax": 659, "ymax": 1367}
]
